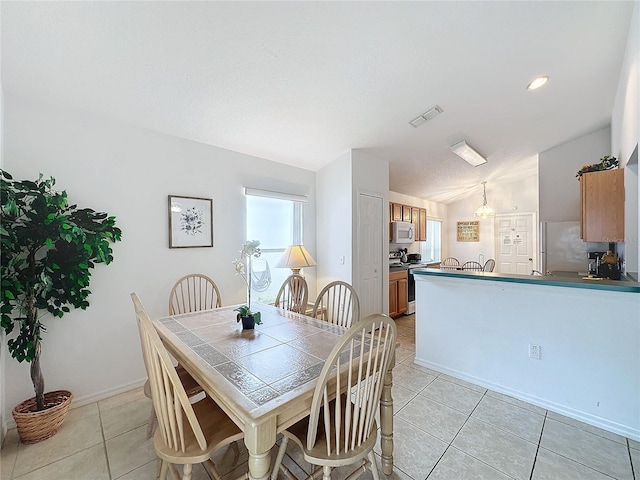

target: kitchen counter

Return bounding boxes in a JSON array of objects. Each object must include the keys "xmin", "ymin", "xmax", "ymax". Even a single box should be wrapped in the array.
[
  {"xmin": 410, "ymin": 267, "xmax": 640, "ymax": 293},
  {"xmin": 412, "ymin": 266, "xmax": 640, "ymax": 441},
  {"xmin": 390, "ymin": 262, "xmax": 437, "ymax": 271}
]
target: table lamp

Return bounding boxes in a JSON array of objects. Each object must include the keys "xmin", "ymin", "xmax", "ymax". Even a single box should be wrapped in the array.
[{"xmin": 276, "ymin": 245, "xmax": 317, "ymax": 274}]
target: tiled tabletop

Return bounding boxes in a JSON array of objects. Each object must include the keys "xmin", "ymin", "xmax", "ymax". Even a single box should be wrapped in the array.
[
  {"xmin": 153, "ymin": 303, "xmax": 396, "ymax": 480},
  {"xmin": 155, "ymin": 303, "xmax": 346, "ymax": 414}
]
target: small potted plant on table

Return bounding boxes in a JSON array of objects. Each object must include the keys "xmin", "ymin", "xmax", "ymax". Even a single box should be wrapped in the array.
[
  {"xmin": 1, "ymin": 170, "xmax": 122, "ymax": 443},
  {"xmin": 232, "ymin": 240, "xmax": 263, "ymax": 329}
]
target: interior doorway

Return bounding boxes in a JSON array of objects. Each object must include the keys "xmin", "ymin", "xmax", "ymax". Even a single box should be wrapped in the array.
[
  {"xmin": 494, "ymin": 212, "xmax": 537, "ymax": 274},
  {"xmin": 357, "ymin": 192, "xmax": 384, "ymax": 318}
]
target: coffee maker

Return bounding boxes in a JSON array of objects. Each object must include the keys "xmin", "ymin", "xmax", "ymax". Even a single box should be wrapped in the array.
[{"xmin": 595, "ymin": 249, "xmax": 621, "ymax": 280}]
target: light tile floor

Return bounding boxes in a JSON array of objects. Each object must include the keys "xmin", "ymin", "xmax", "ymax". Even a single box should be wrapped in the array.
[{"xmin": 2, "ymin": 314, "xmax": 638, "ymax": 479}]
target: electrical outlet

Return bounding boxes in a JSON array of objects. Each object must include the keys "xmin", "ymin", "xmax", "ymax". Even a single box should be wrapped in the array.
[{"xmin": 529, "ymin": 344, "xmax": 541, "ymax": 360}]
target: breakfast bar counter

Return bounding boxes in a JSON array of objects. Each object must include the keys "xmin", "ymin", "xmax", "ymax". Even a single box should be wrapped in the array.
[
  {"xmin": 410, "ymin": 267, "xmax": 640, "ymax": 292},
  {"xmin": 411, "ymin": 267, "xmax": 640, "ymax": 441}
]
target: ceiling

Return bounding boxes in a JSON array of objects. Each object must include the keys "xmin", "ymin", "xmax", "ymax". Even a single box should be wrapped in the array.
[{"xmin": 1, "ymin": 1, "xmax": 635, "ymax": 204}]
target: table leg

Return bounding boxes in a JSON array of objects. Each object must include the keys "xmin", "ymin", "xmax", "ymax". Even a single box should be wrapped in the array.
[
  {"xmin": 245, "ymin": 418, "xmax": 276, "ymax": 480},
  {"xmin": 380, "ymin": 364, "xmax": 394, "ymax": 475}
]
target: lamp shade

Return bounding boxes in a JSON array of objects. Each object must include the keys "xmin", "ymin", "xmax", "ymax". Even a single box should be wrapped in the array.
[{"xmin": 276, "ymin": 245, "xmax": 317, "ymax": 274}]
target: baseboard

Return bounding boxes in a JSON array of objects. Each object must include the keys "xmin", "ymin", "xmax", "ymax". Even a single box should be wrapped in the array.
[
  {"xmin": 413, "ymin": 356, "xmax": 640, "ymax": 442},
  {"xmin": 3, "ymin": 378, "xmax": 146, "ymax": 432}
]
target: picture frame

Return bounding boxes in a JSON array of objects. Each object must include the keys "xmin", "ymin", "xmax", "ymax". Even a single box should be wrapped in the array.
[
  {"xmin": 168, "ymin": 195, "xmax": 213, "ymax": 248},
  {"xmin": 457, "ymin": 220, "xmax": 480, "ymax": 242}
]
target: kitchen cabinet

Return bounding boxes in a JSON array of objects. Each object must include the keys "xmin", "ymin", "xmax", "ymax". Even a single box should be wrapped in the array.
[
  {"xmin": 389, "ymin": 202, "xmax": 427, "ymax": 242},
  {"xmin": 579, "ymin": 169, "xmax": 624, "ymax": 242},
  {"xmin": 410, "ymin": 207, "xmax": 428, "ymax": 241},
  {"xmin": 389, "ymin": 269, "xmax": 408, "ymax": 317},
  {"xmin": 391, "ymin": 203, "xmax": 403, "ymax": 222},
  {"xmin": 402, "ymin": 205, "xmax": 412, "ymax": 222}
]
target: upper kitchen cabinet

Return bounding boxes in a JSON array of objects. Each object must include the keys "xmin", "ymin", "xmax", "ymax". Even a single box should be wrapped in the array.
[
  {"xmin": 389, "ymin": 202, "xmax": 427, "ymax": 242},
  {"xmin": 402, "ymin": 205, "xmax": 412, "ymax": 222},
  {"xmin": 390, "ymin": 203, "xmax": 403, "ymax": 222},
  {"xmin": 579, "ymin": 169, "xmax": 624, "ymax": 242},
  {"xmin": 411, "ymin": 207, "xmax": 427, "ymax": 242}
]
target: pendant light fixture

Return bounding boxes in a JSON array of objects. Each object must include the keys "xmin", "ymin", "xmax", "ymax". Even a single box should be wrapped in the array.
[{"xmin": 474, "ymin": 182, "xmax": 495, "ymax": 218}]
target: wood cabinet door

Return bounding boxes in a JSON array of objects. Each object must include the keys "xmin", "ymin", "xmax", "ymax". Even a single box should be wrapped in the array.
[
  {"xmin": 389, "ymin": 280, "xmax": 398, "ymax": 317},
  {"xmin": 389, "ymin": 270, "xmax": 408, "ymax": 317},
  {"xmin": 391, "ymin": 203, "xmax": 403, "ymax": 222},
  {"xmin": 580, "ymin": 169, "xmax": 624, "ymax": 242},
  {"xmin": 419, "ymin": 208, "xmax": 427, "ymax": 241},
  {"xmin": 402, "ymin": 205, "xmax": 412, "ymax": 222},
  {"xmin": 411, "ymin": 208, "xmax": 420, "ymax": 239},
  {"xmin": 398, "ymin": 278, "xmax": 408, "ymax": 314}
]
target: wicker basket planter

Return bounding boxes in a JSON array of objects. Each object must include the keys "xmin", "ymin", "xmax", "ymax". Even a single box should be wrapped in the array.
[{"xmin": 12, "ymin": 390, "xmax": 73, "ymax": 444}]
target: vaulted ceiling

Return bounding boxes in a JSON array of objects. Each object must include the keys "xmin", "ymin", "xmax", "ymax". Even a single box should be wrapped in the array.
[{"xmin": 1, "ymin": 1, "xmax": 635, "ymax": 203}]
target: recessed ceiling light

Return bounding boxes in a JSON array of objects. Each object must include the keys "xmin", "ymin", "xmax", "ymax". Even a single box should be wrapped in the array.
[
  {"xmin": 409, "ymin": 105, "xmax": 443, "ymax": 128},
  {"xmin": 527, "ymin": 76, "xmax": 549, "ymax": 91}
]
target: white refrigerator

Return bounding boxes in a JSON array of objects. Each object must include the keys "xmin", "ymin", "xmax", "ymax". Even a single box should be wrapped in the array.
[{"xmin": 539, "ymin": 221, "xmax": 588, "ymax": 275}]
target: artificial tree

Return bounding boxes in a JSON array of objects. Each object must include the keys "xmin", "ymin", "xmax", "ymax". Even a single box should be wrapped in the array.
[{"xmin": 1, "ymin": 170, "xmax": 122, "ymax": 411}]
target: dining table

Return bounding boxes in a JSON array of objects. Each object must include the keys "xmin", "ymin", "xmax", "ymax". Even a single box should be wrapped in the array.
[{"xmin": 152, "ymin": 302, "xmax": 396, "ymax": 480}]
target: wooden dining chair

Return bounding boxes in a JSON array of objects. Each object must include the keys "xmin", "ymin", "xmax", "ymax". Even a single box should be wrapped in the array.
[
  {"xmin": 169, "ymin": 273, "xmax": 222, "ymax": 315},
  {"xmin": 461, "ymin": 261, "xmax": 484, "ymax": 271},
  {"xmin": 132, "ymin": 293, "xmax": 204, "ymax": 439},
  {"xmin": 441, "ymin": 257, "xmax": 460, "ymax": 269},
  {"xmin": 271, "ymin": 314, "xmax": 397, "ymax": 480},
  {"xmin": 483, "ymin": 258, "xmax": 496, "ymax": 272},
  {"xmin": 312, "ymin": 281, "xmax": 360, "ymax": 328},
  {"xmin": 274, "ymin": 274, "xmax": 309, "ymax": 314},
  {"xmin": 132, "ymin": 293, "xmax": 244, "ymax": 480}
]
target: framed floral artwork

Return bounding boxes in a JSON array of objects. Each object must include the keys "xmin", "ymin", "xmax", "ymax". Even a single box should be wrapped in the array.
[{"xmin": 168, "ymin": 195, "xmax": 213, "ymax": 248}]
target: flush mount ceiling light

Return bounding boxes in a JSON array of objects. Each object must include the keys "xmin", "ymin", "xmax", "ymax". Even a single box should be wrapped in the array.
[
  {"xmin": 450, "ymin": 140, "xmax": 487, "ymax": 167},
  {"xmin": 474, "ymin": 182, "xmax": 495, "ymax": 219},
  {"xmin": 526, "ymin": 75, "xmax": 549, "ymax": 91},
  {"xmin": 409, "ymin": 105, "xmax": 443, "ymax": 128}
]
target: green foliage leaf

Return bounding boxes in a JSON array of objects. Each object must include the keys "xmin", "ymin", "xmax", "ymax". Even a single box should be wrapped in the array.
[{"xmin": 0, "ymin": 169, "xmax": 122, "ymax": 376}]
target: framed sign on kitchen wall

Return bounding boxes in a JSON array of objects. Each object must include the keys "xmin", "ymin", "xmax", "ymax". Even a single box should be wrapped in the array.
[{"xmin": 457, "ymin": 220, "xmax": 480, "ymax": 242}]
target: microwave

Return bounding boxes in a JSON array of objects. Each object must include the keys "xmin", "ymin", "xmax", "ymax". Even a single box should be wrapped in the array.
[{"xmin": 392, "ymin": 221, "xmax": 415, "ymax": 244}]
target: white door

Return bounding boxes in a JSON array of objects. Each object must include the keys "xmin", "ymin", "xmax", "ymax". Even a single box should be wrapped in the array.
[
  {"xmin": 357, "ymin": 193, "xmax": 383, "ymax": 318},
  {"xmin": 495, "ymin": 213, "xmax": 536, "ymax": 274}
]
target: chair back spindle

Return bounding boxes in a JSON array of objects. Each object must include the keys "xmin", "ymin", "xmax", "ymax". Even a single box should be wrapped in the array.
[
  {"xmin": 312, "ymin": 281, "xmax": 360, "ymax": 328},
  {"xmin": 274, "ymin": 274, "xmax": 309, "ymax": 314},
  {"xmin": 306, "ymin": 315, "xmax": 396, "ymax": 456},
  {"xmin": 169, "ymin": 274, "xmax": 222, "ymax": 315},
  {"xmin": 483, "ymin": 259, "xmax": 496, "ymax": 272},
  {"xmin": 461, "ymin": 261, "xmax": 484, "ymax": 271},
  {"xmin": 132, "ymin": 293, "xmax": 207, "ymax": 453},
  {"xmin": 441, "ymin": 257, "xmax": 460, "ymax": 269}
]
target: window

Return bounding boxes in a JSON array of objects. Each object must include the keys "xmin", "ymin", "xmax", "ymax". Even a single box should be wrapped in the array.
[
  {"xmin": 245, "ymin": 189, "xmax": 304, "ymax": 304},
  {"xmin": 421, "ymin": 219, "xmax": 442, "ymax": 263}
]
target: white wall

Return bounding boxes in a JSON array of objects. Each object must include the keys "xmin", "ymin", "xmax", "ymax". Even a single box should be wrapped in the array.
[
  {"xmin": 316, "ymin": 151, "xmax": 352, "ymax": 288},
  {"xmin": 0, "ymin": 85, "xmax": 5, "ymax": 444},
  {"xmin": 3, "ymin": 94, "xmax": 317, "ymax": 424},
  {"xmin": 539, "ymin": 126, "xmax": 611, "ymax": 222},
  {"xmin": 351, "ymin": 150, "xmax": 390, "ymax": 316},
  {"xmin": 446, "ymin": 176, "xmax": 539, "ymax": 263},
  {"xmin": 316, "ymin": 150, "xmax": 390, "ymax": 316},
  {"xmin": 611, "ymin": 1, "xmax": 640, "ymax": 274}
]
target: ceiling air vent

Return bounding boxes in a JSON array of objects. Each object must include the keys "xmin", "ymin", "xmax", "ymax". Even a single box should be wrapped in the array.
[{"xmin": 409, "ymin": 105, "xmax": 443, "ymax": 128}]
